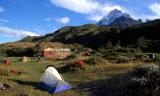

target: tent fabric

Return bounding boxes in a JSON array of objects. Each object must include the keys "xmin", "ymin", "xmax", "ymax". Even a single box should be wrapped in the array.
[
  {"xmin": 40, "ymin": 80, "xmax": 72, "ymax": 94},
  {"xmin": 40, "ymin": 67, "xmax": 72, "ymax": 94},
  {"xmin": 41, "ymin": 67, "xmax": 62, "ymax": 85}
]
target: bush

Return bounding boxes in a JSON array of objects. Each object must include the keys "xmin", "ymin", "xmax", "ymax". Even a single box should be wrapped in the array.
[
  {"xmin": 61, "ymin": 61, "xmax": 86, "ymax": 73},
  {"xmin": 63, "ymin": 54, "xmax": 76, "ymax": 60},
  {"xmin": 155, "ymin": 54, "xmax": 160, "ymax": 64},
  {"xmin": 114, "ymin": 48, "xmax": 137, "ymax": 53},
  {"xmin": 103, "ymin": 52, "xmax": 118, "ymax": 60},
  {"xmin": 134, "ymin": 53, "xmax": 147, "ymax": 60},
  {"xmin": 116, "ymin": 56, "xmax": 129, "ymax": 63},
  {"xmin": 85, "ymin": 58, "xmax": 96, "ymax": 65},
  {"xmin": 0, "ymin": 68, "xmax": 10, "ymax": 76},
  {"xmin": 134, "ymin": 64, "xmax": 160, "ymax": 76},
  {"xmin": 125, "ymin": 64, "xmax": 160, "ymax": 96},
  {"xmin": 85, "ymin": 57, "xmax": 108, "ymax": 65}
]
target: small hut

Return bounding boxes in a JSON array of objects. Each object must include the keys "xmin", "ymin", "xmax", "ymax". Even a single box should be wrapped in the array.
[
  {"xmin": 21, "ymin": 56, "xmax": 31, "ymax": 62},
  {"xmin": 43, "ymin": 48, "xmax": 72, "ymax": 59}
]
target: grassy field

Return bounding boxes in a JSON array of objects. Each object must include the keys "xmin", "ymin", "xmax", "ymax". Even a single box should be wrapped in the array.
[{"xmin": 0, "ymin": 56, "xmax": 139, "ymax": 96}]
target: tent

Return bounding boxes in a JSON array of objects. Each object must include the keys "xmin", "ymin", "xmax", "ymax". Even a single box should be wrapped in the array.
[{"xmin": 40, "ymin": 66, "xmax": 72, "ymax": 94}]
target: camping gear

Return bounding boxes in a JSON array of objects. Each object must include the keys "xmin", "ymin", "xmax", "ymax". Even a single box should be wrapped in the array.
[
  {"xmin": 40, "ymin": 66, "xmax": 72, "ymax": 94},
  {"xmin": 0, "ymin": 83, "xmax": 11, "ymax": 90},
  {"xmin": 3, "ymin": 59, "xmax": 11, "ymax": 65},
  {"xmin": 21, "ymin": 56, "xmax": 31, "ymax": 62}
]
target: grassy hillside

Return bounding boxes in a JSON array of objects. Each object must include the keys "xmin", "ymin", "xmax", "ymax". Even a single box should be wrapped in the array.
[
  {"xmin": 19, "ymin": 19, "xmax": 160, "ymax": 52},
  {"xmin": 119, "ymin": 19, "xmax": 160, "ymax": 52},
  {"xmin": 0, "ymin": 56, "xmax": 137, "ymax": 96},
  {"xmin": 22, "ymin": 24, "xmax": 121, "ymax": 49},
  {"xmin": 1, "ymin": 19, "xmax": 159, "ymax": 56},
  {"xmin": 0, "ymin": 42, "xmax": 65, "ymax": 57}
]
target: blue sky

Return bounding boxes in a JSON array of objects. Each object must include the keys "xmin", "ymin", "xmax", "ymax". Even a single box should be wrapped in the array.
[{"xmin": 0, "ymin": 0, "xmax": 160, "ymax": 43}]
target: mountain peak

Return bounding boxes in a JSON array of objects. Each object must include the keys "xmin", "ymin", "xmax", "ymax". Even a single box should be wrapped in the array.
[
  {"xmin": 97, "ymin": 9, "xmax": 131, "ymax": 26},
  {"xmin": 109, "ymin": 9, "xmax": 122, "ymax": 15}
]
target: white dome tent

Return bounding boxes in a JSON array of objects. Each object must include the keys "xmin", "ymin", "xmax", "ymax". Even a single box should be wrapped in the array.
[{"xmin": 40, "ymin": 66, "xmax": 72, "ymax": 94}]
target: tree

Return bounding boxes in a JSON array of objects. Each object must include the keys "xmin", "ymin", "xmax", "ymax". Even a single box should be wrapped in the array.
[
  {"xmin": 105, "ymin": 41, "xmax": 113, "ymax": 49},
  {"xmin": 137, "ymin": 36, "xmax": 148, "ymax": 48}
]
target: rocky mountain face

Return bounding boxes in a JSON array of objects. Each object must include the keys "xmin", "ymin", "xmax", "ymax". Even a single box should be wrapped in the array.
[{"xmin": 97, "ymin": 9, "xmax": 142, "ymax": 27}]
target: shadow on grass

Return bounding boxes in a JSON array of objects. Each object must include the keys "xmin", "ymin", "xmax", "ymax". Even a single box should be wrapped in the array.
[
  {"xmin": 9, "ymin": 79, "xmax": 40, "ymax": 89},
  {"xmin": 57, "ymin": 66, "xmax": 70, "ymax": 74},
  {"xmin": 77, "ymin": 73, "xmax": 132, "ymax": 96}
]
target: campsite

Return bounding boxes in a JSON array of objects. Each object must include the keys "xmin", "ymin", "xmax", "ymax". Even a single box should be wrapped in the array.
[
  {"xmin": 0, "ymin": 51, "xmax": 135, "ymax": 96},
  {"xmin": 1, "ymin": 0, "xmax": 160, "ymax": 96},
  {"xmin": 0, "ymin": 50, "xmax": 159, "ymax": 96}
]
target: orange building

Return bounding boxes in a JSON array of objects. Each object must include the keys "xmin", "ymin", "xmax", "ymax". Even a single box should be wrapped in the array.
[{"xmin": 43, "ymin": 48, "xmax": 72, "ymax": 59}]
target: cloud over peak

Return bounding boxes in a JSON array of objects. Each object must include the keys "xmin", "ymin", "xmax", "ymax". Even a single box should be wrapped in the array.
[
  {"xmin": 149, "ymin": 3, "xmax": 160, "ymax": 19},
  {"xmin": 50, "ymin": 0, "xmax": 123, "ymax": 21}
]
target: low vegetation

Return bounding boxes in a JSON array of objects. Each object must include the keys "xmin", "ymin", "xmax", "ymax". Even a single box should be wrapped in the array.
[
  {"xmin": 0, "ymin": 56, "xmax": 138, "ymax": 96},
  {"xmin": 124, "ymin": 64, "xmax": 160, "ymax": 96}
]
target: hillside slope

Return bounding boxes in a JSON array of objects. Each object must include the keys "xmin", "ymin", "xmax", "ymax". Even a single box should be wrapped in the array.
[
  {"xmin": 119, "ymin": 19, "xmax": 160, "ymax": 52},
  {"xmin": 19, "ymin": 19, "xmax": 160, "ymax": 52},
  {"xmin": 27, "ymin": 24, "xmax": 121, "ymax": 49}
]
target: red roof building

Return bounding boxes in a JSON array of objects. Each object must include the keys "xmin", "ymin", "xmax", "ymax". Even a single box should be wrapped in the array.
[{"xmin": 43, "ymin": 48, "xmax": 72, "ymax": 59}]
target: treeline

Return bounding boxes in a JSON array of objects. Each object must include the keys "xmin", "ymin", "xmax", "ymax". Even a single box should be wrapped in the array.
[{"xmin": 6, "ymin": 48, "xmax": 35, "ymax": 57}]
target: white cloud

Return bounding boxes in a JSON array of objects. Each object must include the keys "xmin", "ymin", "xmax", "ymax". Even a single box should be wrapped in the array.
[
  {"xmin": 149, "ymin": 3, "xmax": 160, "ymax": 19},
  {"xmin": 44, "ymin": 17, "xmax": 54, "ymax": 22},
  {"xmin": 45, "ymin": 16, "xmax": 70, "ymax": 24},
  {"xmin": 0, "ymin": 19, "xmax": 9, "ymax": 23},
  {"xmin": 0, "ymin": 26, "xmax": 40, "ymax": 37},
  {"xmin": 0, "ymin": 6, "xmax": 5, "ymax": 12},
  {"xmin": 50, "ymin": 0, "xmax": 99, "ymax": 14},
  {"xmin": 50, "ymin": 0, "xmax": 123, "ymax": 21},
  {"xmin": 0, "ymin": 19, "xmax": 9, "ymax": 25},
  {"xmin": 56, "ymin": 17, "xmax": 70, "ymax": 24},
  {"xmin": 88, "ymin": 15, "xmax": 103, "ymax": 22}
]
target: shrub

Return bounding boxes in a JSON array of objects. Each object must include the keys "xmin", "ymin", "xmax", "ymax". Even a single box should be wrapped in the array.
[
  {"xmin": 155, "ymin": 54, "xmax": 160, "ymax": 64},
  {"xmin": 61, "ymin": 61, "xmax": 86, "ymax": 73},
  {"xmin": 63, "ymin": 54, "xmax": 76, "ymax": 60},
  {"xmin": 116, "ymin": 56, "xmax": 129, "ymax": 63},
  {"xmin": 85, "ymin": 58, "xmax": 96, "ymax": 65},
  {"xmin": 0, "ymin": 68, "xmax": 10, "ymax": 76},
  {"xmin": 134, "ymin": 53, "xmax": 147, "ymax": 60},
  {"xmin": 125, "ymin": 64, "xmax": 160, "ymax": 96},
  {"xmin": 133, "ymin": 64, "xmax": 160, "ymax": 76},
  {"xmin": 103, "ymin": 52, "xmax": 118, "ymax": 60}
]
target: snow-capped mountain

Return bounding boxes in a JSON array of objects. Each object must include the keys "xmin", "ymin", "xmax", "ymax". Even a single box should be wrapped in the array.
[
  {"xmin": 109, "ymin": 16, "xmax": 142, "ymax": 28},
  {"xmin": 97, "ymin": 9, "xmax": 131, "ymax": 26}
]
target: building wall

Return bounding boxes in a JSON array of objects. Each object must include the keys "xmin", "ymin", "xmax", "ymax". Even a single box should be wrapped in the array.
[
  {"xmin": 57, "ymin": 51, "xmax": 72, "ymax": 59},
  {"xmin": 43, "ymin": 50, "xmax": 72, "ymax": 58},
  {"xmin": 43, "ymin": 51, "xmax": 56, "ymax": 58}
]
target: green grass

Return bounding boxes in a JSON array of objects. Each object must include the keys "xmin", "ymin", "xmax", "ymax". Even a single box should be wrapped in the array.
[{"xmin": 0, "ymin": 56, "xmax": 138, "ymax": 96}]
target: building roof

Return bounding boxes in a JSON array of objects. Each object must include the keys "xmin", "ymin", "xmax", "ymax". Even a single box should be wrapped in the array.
[
  {"xmin": 44, "ymin": 48, "xmax": 71, "ymax": 52},
  {"xmin": 44, "ymin": 48, "xmax": 54, "ymax": 51},
  {"xmin": 54, "ymin": 48, "xmax": 71, "ymax": 52}
]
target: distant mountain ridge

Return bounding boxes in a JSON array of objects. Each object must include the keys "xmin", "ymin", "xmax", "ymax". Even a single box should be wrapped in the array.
[
  {"xmin": 97, "ymin": 9, "xmax": 142, "ymax": 27},
  {"xmin": 19, "ymin": 19, "xmax": 160, "ymax": 52}
]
